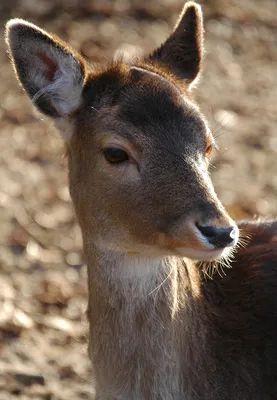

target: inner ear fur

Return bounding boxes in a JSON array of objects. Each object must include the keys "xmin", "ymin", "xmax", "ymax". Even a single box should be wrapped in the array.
[
  {"xmin": 147, "ymin": 1, "xmax": 204, "ymax": 86},
  {"xmin": 5, "ymin": 19, "xmax": 87, "ymax": 119}
]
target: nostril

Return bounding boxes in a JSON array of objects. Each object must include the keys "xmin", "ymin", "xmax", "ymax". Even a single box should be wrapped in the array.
[
  {"xmin": 195, "ymin": 224, "xmax": 220, "ymax": 238},
  {"xmin": 196, "ymin": 223, "xmax": 237, "ymax": 248}
]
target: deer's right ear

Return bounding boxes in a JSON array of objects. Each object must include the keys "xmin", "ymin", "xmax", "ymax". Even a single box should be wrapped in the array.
[{"xmin": 5, "ymin": 19, "xmax": 87, "ymax": 121}]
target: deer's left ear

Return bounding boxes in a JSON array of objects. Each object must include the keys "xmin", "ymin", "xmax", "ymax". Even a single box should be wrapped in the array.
[{"xmin": 147, "ymin": 1, "xmax": 204, "ymax": 86}]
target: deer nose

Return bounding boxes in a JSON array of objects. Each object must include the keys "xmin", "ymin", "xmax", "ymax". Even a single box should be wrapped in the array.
[{"xmin": 196, "ymin": 223, "xmax": 237, "ymax": 248}]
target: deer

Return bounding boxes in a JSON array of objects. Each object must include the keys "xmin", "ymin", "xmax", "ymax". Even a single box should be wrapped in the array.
[{"xmin": 5, "ymin": 1, "xmax": 277, "ymax": 399}]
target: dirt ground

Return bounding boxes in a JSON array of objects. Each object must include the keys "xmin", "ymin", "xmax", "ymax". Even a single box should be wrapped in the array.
[{"xmin": 0, "ymin": 0, "xmax": 276, "ymax": 399}]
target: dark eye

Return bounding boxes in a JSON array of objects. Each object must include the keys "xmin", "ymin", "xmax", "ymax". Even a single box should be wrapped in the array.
[
  {"xmin": 205, "ymin": 144, "xmax": 213, "ymax": 158},
  {"xmin": 103, "ymin": 147, "xmax": 129, "ymax": 164}
]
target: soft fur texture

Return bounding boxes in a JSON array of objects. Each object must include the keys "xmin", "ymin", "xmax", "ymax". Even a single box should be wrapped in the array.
[
  {"xmin": 6, "ymin": 19, "xmax": 86, "ymax": 119},
  {"xmin": 148, "ymin": 1, "xmax": 203, "ymax": 85},
  {"xmin": 6, "ymin": 2, "xmax": 277, "ymax": 399}
]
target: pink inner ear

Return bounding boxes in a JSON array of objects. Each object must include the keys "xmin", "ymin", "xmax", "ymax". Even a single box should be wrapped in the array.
[{"xmin": 38, "ymin": 51, "xmax": 58, "ymax": 81}]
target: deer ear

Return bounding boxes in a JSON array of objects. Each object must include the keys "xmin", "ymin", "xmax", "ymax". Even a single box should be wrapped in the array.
[
  {"xmin": 5, "ymin": 19, "xmax": 87, "ymax": 119},
  {"xmin": 147, "ymin": 1, "xmax": 203, "ymax": 86}
]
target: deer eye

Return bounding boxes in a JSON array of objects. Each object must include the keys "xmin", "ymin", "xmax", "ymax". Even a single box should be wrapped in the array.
[
  {"xmin": 103, "ymin": 148, "xmax": 129, "ymax": 164},
  {"xmin": 205, "ymin": 144, "xmax": 213, "ymax": 158}
]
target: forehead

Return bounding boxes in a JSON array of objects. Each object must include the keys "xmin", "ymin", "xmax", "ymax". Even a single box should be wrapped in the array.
[
  {"xmin": 117, "ymin": 67, "xmax": 206, "ymax": 141},
  {"xmin": 81, "ymin": 65, "xmax": 207, "ymax": 148}
]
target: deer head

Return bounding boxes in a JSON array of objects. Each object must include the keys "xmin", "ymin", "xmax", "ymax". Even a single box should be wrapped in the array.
[{"xmin": 6, "ymin": 2, "xmax": 239, "ymax": 262}]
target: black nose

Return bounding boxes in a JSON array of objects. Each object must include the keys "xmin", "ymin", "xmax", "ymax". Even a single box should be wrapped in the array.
[{"xmin": 196, "ymin": 223, "xmax": 237, "ymax": 248}]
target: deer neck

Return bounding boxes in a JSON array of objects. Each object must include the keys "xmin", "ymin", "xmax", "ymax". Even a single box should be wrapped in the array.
[
  {"xmin": 84, "ymin": 244, "xmax": 204, "ymax": 398},
  {"xmin": 85, "ymin": 244, "xmax": 200, "ymax": 309}
]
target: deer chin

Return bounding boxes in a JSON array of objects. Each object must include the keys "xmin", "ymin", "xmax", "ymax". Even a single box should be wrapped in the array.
[{"xmin": 175, "ymin": 246, "xmax": 232, "ymax": 261}]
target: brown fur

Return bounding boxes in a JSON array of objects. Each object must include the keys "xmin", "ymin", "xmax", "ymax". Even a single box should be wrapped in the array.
[{"xmin": 5, "ymin": 2, "xmax": 277, "ymax": 399}]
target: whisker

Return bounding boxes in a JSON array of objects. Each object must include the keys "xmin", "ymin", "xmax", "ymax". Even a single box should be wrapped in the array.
[{"xmin": 148, "ymin": 266, "xmax": 174, "ymax": 298}]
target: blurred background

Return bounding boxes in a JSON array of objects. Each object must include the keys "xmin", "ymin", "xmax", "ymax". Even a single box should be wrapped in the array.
[{"xmin": 0, "ymin": 0, "xmax": 276, "ymax": 399}]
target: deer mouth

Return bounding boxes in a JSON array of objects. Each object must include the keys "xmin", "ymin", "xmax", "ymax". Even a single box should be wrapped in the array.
[
  {"xmin": 162, "ymin": 238, "xmax": 234, "ymax": 260},
  {"xmin": 174, "ymin": 246, "xmax": 231, "ymax": 261},
  {"xmin": 162, "ymin": 218, "xmax": 239, "ymax": 260},
  {"xmin": 164, "ymin": 233, "xmax": 237, "ymax": 261}
]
